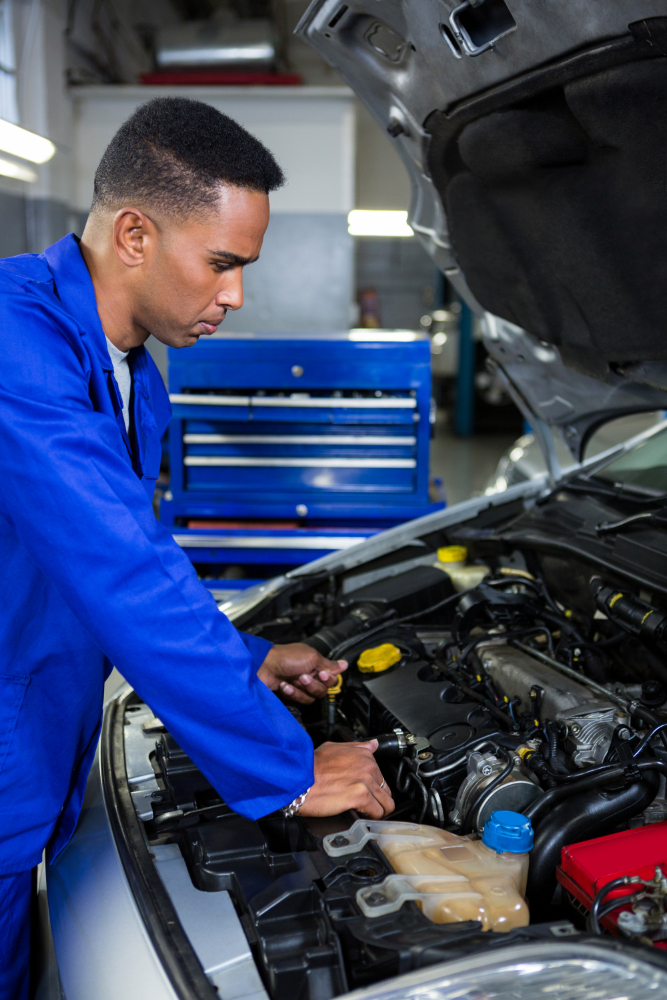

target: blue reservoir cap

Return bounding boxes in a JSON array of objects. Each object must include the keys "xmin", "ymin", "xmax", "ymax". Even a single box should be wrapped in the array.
[{"xmin": 482, "ymin": 810, "xmax": 534, "ymax": 854}]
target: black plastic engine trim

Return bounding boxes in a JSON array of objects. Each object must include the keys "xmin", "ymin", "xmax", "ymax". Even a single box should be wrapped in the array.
[{"xmin": 100, "ymin": 689, "xmax": 218, "ymax": 1000}]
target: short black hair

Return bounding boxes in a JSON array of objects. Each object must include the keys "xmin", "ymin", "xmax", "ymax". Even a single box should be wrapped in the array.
[{"xmin": 92, "ymin": 96, "xmax": 284, "ymax": 216}]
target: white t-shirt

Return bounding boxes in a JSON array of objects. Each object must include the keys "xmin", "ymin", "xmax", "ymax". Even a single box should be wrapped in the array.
[{"xmin": 105, "ymin": 337, "xmax": 131, "ymax": 433}]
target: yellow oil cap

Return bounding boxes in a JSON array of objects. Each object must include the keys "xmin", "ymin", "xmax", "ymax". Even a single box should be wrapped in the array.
[
  {"xmin": 357, "ymin": 643, "xmax": 402, "ymax": 674},
  {"xmin": 327, "ymin": 675, "xmax": 344, "ymax": 701},
  {"xmin": 437, "ymin": 545, "xmax": 468, "ymax": 564}
]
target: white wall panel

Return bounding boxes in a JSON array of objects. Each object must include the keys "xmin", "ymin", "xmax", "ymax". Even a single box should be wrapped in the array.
[{"xmin": 71, "ymin": 85, "xmax": 355, "ymax": 215}]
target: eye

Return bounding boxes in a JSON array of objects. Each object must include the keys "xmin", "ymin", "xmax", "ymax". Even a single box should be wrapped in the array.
[{"xmin": 212, "ymin": 262, "xmax": 233, "ymax": 273}]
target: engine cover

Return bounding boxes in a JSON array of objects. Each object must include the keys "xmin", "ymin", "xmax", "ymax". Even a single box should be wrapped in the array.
[{"xmin": 360, "ymin": 657, "xmax": 496, "ymax": 742}]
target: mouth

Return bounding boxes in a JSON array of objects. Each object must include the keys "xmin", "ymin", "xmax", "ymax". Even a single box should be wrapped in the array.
[
  {"xmin": 197, "ymin": 319, "xmax": 222, "ymax": 334},
  {"xmin": 197, "ymin": 319, "xmax": 222, "ymax": 335}
]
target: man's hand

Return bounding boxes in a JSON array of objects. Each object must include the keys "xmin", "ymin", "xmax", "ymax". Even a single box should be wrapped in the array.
[
  {"xmin": 298, "ymin": 740, "xmax": 394, "ymax": 819},
  {"xmin": 257, "ymin": 643, "xmax": 348, "ymax": 704}
]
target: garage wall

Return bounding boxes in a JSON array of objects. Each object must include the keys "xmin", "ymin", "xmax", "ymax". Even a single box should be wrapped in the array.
[
  {"xmin": 355, "ymin": 100, "xmax": 409, "ymax": 212},
  {"xmin": 71, "ymin": 85, "xmax": 356, "ymax": 346}
]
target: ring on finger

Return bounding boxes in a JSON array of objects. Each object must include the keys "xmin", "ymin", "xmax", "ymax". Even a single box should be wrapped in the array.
[{"xmin": 380, "ymin": 779, "xmax": 386, "ymax": 789}]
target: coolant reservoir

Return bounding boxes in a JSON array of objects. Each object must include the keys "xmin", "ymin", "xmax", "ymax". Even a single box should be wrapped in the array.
[
  {"xmin": 323, "ymin": 812, "xmax": 532, "ymax": 932},
  {"xmin": 435, "ymin": 545, "xmax": 490, "ymax": 592}
]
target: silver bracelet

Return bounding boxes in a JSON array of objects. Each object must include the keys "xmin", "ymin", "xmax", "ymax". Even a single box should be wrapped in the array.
[{"xmin": 282, "ymin": 786, "xmax": 311, "ymax": 817}]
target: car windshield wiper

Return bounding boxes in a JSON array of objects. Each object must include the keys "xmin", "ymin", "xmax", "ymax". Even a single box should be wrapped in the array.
[
  {"xmin": 564, "ymin": 478, "xmax": 646, "ymax": 503},
  {"xmin": 543, "ymin": 474, "xmax": 667, "ymax": 507}
]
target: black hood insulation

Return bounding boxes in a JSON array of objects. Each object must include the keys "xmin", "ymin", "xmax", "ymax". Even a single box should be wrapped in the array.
[{"xmin": 427, "ymin": 26, "xmax": 667, "ymax": 378}]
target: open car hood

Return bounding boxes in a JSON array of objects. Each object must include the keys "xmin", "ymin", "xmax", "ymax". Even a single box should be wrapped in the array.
[{"xmin": 296, "ymin": 2, "xmax": 667, "ymax": 463}]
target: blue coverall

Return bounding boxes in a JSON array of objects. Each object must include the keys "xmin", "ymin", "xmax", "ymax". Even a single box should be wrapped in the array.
[{"xmin": 0, "ymin": 234, "xmax": 314, "ymax": 997}]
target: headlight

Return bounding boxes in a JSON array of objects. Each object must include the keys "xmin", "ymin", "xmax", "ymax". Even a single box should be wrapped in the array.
[{"xmin": 340, "ymin": 941, "xmax": 667, "ymax": 1000}]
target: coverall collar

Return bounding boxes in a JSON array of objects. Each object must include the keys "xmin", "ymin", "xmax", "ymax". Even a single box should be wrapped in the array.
[
  {"xmin": 43, "ymin": 234, "xmax": 112, "ymax": 373},
  {"xmin": 43, "ymin": 234, "xmax": 136, "ymax": 456}
]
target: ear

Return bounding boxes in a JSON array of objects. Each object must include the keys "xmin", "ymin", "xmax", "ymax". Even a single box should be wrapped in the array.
[{"xmin": 112, "ymin": 208, "xmax": 155, "ymax": 268}]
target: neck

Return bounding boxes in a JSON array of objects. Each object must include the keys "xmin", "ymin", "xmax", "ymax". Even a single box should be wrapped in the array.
[{"xmin": 79, "ymin": 225, "xmax": 150, "ymax": 352}]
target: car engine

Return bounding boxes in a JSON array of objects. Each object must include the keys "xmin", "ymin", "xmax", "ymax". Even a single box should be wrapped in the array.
[{"xmin": 124, "ymin": 539, "xmax": 667, "ymax": 999}]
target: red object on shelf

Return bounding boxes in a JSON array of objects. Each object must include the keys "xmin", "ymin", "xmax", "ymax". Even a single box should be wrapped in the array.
[
  {"xmin": 557, "ymin": 822, "xmax": 667, "ymax": 937},
  {"xmin": 141, "ymin": 71, "xmax": 303, "ymax": 86}
]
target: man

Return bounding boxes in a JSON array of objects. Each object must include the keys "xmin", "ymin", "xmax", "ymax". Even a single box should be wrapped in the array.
[{"xmin": 0, "ymin": 96, "xmax": 394, "ymax": 998}]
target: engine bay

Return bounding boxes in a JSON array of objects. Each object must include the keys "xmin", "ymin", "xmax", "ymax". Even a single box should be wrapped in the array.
[{"xmin": 124, "ymin": 504, "xmax": 667, "ymax": 998}]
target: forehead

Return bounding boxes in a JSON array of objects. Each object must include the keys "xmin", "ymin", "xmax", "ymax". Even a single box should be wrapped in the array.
[{"xmin": 171, "ymin": 185, "xmax": 270, "ymax": 256}]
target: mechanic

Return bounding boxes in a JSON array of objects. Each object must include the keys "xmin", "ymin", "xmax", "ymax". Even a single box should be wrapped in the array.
[{"xmin": 0, "ymin": 96, "xmax": 394, "ymax": 999}]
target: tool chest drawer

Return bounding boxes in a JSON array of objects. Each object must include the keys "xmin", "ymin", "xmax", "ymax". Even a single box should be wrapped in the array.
[
  {"xmin": 180, "ymin": 415, "xmax": 417, "ymax": 493},
  {"xmin": 162, "ymin": 332, "xmax": 442, "ymax": 525}
]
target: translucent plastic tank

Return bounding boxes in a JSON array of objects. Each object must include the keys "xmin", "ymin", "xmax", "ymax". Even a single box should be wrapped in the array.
[
  {"xmin": 434, "ymin": 545, "xmax": 490, "ymax": 592},
  {"xmin": 323, "ymin": 811, "xmax": 533, "ymax": 932}
]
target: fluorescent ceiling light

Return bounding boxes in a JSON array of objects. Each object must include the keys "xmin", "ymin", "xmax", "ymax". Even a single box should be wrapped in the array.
[
  {"xmin": 348, "ymin": 210, "xmax": 414, "ymax": 237},
  {"xmin": 159, "ymin": 44, "xmax": 274, "ymax": 66},
  {"xmin": 0, "ymin": 157, "xmax": 37, "ymax": 182},
  {"xmin": 0, "ymin": 119, "xmax": 55, "ymax": 164}
]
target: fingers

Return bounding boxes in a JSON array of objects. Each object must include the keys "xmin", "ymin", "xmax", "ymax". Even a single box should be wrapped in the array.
[
  {"xmin": 349, "ymin": 777, "xmax": 395, "ymax": 818},
  {"xmin": 301, "ymin": 660, "xmax": 348, "ymax": 697},
  {"xmin": 359, "ymin": 752, "xmax": 394, "ymax": 815},
  {"xmin": 278, "ymin": 681, "xmax": 314, "ymax": 705},
  {"xmin": 371, "ymin": 775, "xmax": 395, "ymax": 815},
  {"xmin": 294, "ymin": 661, "xmax": 347, "ymax": 700},
  {"xmin": 352, "ymin": 739, "xmax": 379, "ymax": 752},
  {"xmin": 278, "ymin": 671, "xmax": 333, "ymax": 703},
  {"xmin": 296, "ymin": 672, "xmax": 329, "ymax": 699},
  {"xmin": 319, "ymin": 659, "xmax": 348, "ymax": 682},
  {"xmin": 302, "ymin": 741, "xmax": 395, "ymax": 818},
  {"xmin": 360, "ymin": 754, "xmax": 394, "ymax": 816},
  {"xmin": 351, "ymin": 782, "xmax": 386, "ymax": 819}
]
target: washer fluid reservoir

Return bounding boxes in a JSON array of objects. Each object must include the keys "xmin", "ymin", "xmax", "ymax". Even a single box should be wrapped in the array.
[
  {"xmin": 323, "ymin": 812, "xmax": 532, "ymax": 932},
  {"xmin": 435, "ymin": 545, "xmax": 490, "ymax": 592}
]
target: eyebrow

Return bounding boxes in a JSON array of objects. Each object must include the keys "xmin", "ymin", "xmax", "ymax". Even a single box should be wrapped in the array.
[{"xmin": 208, "ymin": 249, "xmax": 259, "ymax": 266}]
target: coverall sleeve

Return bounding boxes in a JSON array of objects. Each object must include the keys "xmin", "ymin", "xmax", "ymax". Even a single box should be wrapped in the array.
[
  {"xmin": 237, "ymin": 630, "xmax": 275, "ymax": 668},
  {"xmin": 0, "ymin": 293, "xmax": 314, "ymax": 819}
]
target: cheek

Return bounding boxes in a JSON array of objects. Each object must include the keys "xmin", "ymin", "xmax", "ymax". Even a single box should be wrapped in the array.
[
  {"xmin": 173, "ymin": 249, "xmax": 221, "ymax": 296},
  {"xmin": 151, "ymin": 254, "xmax": 212, "ymax": 315}
]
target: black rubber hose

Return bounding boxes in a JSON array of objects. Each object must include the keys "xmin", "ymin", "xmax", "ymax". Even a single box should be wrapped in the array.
[
  {"xmin": 538, "ymin": 606, "xmax": 586, "ymax": 645},
  {"xmin": 303, "ymin": 602, "xmax": 385, "ymax": 657},
  {"xmin": 396, "ymin": 591, "xmax": 462, "ymax": 624},
  {"xmin": 587, "ymin": 878, "xmax": 645, "ymax": 935},
  {"xmin": 374, "ymin": 733, "xmax": 414, "ymax": 759},
  {"xmin": 531, "ymin": 759, "xmax": 627, "ymax": 787},
  {"xmin": 527, "ymin": 772, "xmax": 659, "ymax": 920},
  {"xmin": 547, "ymin": 722, "xmax": 558, "ymax": 761},
  {"xmin": 594, "ymin": 889, "xmax": 647, "ymax": 930},
  {"xmin": 525, "ymin": 759, "xmax": 667, "ymax": 824}
]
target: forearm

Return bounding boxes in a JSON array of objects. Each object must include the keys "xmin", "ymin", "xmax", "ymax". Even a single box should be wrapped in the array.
[{"xmin": 0, "ymin": 395, "xmax": 312, "ymax": 818}]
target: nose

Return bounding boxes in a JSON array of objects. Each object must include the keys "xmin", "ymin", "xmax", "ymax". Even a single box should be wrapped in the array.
[{"xmin": 217, "ymin": 267, "xmax": 244, "ymax": 312}]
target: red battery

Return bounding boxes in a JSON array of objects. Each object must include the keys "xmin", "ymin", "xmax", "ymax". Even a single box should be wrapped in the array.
[{"xmin": 557, "ymin": 822, "xmax": 667, "ymax": 938}]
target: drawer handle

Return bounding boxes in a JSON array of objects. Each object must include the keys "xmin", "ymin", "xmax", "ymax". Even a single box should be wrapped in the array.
[
  {"xmin": 184, "ymin": 457, "xmax": 416, "ymax": 469},
  {"xmin": 170, "ymin": 394, "xmax": 415, "ymax": 409},
  {"xmin": 183, "ymin": 434, "xmax": 417, "ymax": 446},
  {"xmin": 249, "ymin": 396, "xmax": 416, "ymax": 409},
  {"xmin": 169, "ymin": 394, "xmax": 250, "ymax": 406}
]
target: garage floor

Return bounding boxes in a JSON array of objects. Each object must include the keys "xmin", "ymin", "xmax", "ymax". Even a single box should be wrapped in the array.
[{"xmin": 430, "ymin": 418, "xmax": 516, "ymax": 506}]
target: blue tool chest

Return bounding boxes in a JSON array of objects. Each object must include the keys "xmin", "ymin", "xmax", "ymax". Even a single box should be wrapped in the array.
[{"xmin": 161, "ymin": 331, "xmax": 442, "ymax": 544}]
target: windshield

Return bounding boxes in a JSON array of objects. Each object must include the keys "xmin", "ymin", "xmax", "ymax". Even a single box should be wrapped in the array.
[{"xmin": 594, "ymin": 422, "xmax": 667, "ymax": 495}]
